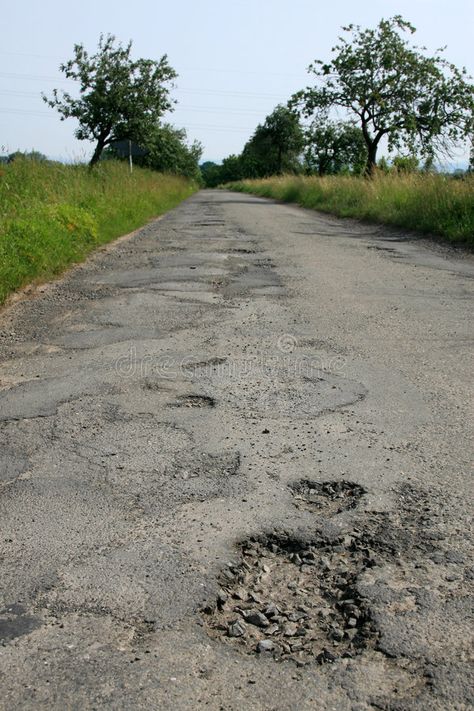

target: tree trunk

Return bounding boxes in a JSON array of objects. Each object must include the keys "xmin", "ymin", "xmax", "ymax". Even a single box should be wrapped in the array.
[
  {"xmin": 365, "ymin": 142, "xmax": 378, "ymax": 176},
  {"xmin": 89, "ymin": 137, "xmax": 106, "ymax": 167}
]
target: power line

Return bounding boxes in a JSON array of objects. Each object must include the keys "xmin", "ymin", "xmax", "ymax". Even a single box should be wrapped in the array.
[
  {"xmin": 0, "ymin": 71, "xmax": 290, "ymax": 101},
  {"xmin": 0, "ymin": 50, "xmax": 306, "ymax": 79},
  {"xmin": 0, "ymin": 107, "xmax": 254, "ymax": 133},
  {"xmin": 0, "ymin": 90, "xmax": 269, "ymax": 116}
]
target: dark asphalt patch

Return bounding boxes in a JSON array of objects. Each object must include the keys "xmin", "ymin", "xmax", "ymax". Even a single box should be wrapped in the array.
[{"xmin": 0, "ymin": 604, "xmax": 42, "ymax": 642}]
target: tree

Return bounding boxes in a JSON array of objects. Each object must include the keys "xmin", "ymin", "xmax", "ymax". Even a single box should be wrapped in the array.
[
  {"xmin": 242, "ymin": 105, "xmax": 304, "ymax": 176},
  {"xmin": 219, "ymin": 154, "xmax": 246, "ymax": 183},
  {"xmin": 304, "ymin": 120, "xmax": 366, "ymax": 175},
  {"xmin": 137, "ymin": 124, "xmax": 202, "ymax": 180},
  {"xmin": 44, "ymin": 34, "xmax": 177, "ymax": 166},
  {"xmin": 291, "ymin": 16, "xmax": 474, "ymax": 174},
  {"xmin": 469, "ymin": 135, "xmax": 474, "ymax": 173},
  {"xmin": 391, "ymin": 155, "xmax": 419, "ymax": 173},
  {"xmin": 201, "ymin": 161, "xmax": 223, "ymax": 188},
  {"xmin": 7, "ymin": 150, "xmax": 48, "ymax": 163}
]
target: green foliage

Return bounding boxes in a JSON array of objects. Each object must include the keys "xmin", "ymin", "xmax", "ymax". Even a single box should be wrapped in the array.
[
  {"xmin": 201, "ymin": 105, "xmax": 305, "ymax": 186},
  {"xmin": 219, "ymin": 155, "xmax": 246, "ymax": 183},
  {"xmin": 43, "ymin": 34, "xmax": 177, "ymax": 166},
  {"xmin": 392, "ymin": 155, "xmax": 420, "ymax": 173},
  {"xmin": 200, "ymin": 162, "xmax": 223, "ymax": 188},
  {"xmin": 242, "ymin": 105, "xmax": 304, "ymax": 176},
  {"xmin": 304, "ymin": 120, "xmax": 366, "ymax": 175},
  {"xmin": 378, "ymin": 157, "xmax": 391, "ymax": 173},
  {"xmin": 0, "ymin": 159, "xmax": 197, "ymax": 304},
  {"xmin": 123, "ymin": 123, "xmax": 203, "ymax": 180},
  {"xmin": 8, "ymin": 150, "xmax": 48, "ymax": 163},
  {"xmin": 292, "ymin": 16, "xmax": 474, "ymax": 173},
  {"xmin": 227, "ymin": 174, "xmax": 474, "ymax": 245}
]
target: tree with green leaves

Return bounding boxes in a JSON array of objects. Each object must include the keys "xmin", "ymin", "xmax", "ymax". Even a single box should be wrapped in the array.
[
  {"xmin": 7, "ymin": 150, "xmax": 48, "ymax": 163},
  {"xmin": 391, "ymin": 155, "xmax": 420, "ymax": 173},
  {"xmin": 243, "ymin": 105, "xmax": 304, "ymax": 176},
  {"xmin": 137, "ymin": 124, "xmax": 202, "ymax": 180},
  {"xmin": 304, "ymin": 120, "xmax": 366, "ymax": 175},
  {"xmin": 200, "ymin": 161, "xmax": 223, "ymax": 188},
  {"xmin": 44, "ymin": 35, "xmax": 177, "ymax": 166},
  {"xmin": 291, "ymin": 16, "xmax": 474, "ymax": 174}
]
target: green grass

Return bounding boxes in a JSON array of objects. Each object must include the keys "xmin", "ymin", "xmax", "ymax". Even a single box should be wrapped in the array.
[
  {"xmin": 0, "ymin": 159, "xmax": 197, "ymax": 304},
  {"xmin": 226, "ymin": 173, "xmax": 474, "ymax": 246}
]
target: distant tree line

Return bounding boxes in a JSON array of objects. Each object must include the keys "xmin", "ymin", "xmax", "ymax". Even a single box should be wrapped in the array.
[
  {"xmin": 202, "ymin": 16, "xmax": 473, "ymax": 186},
  {"xmin": 33, "ymin": 19, "xmax": 474, "ymax": 183}
]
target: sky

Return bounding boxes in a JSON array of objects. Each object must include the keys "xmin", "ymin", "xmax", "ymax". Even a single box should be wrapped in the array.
[{"xmin": 1, "ymin": 0, "xmax": 473, "ymax": 165}]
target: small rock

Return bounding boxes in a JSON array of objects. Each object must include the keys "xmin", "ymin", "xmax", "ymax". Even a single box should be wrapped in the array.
[
  {"xmin": 283, "ymin": 623, "xmax": 298, "ymax": 637},
  {"xmin": 317, "ymin": 648, "xmax": 337, "ymax": 664},
  {"xmin": 228, "ymin": 620, "xmax": 247, "ymax": 637},
  {"xmin": 232, "ymin": 587, "xmax": 249, "ymax": 601},
  {"xmin": 264, "ymin": 603, "xmax": 280, "ymax": 618},
  {"xmin": 266, "ymin": 623, "xmax": 279, "ymax": 635},
  {"xmin": 242, "ymin": 609, "xmax": 269, "ymax": 628},
  {"xmin": 330, "ymin": 628, "xmax": 344, "ymax": 642},
  {"xmin": 288, "ymin": 611, "xmax": 307, "ymax": 622},
  {"xmin": 257, "ymin": 639, "xmax": 275, "ymax": 653},
  {"xmin": 217, "ymin": 590, "xmax": 228, "ymax": 605}
]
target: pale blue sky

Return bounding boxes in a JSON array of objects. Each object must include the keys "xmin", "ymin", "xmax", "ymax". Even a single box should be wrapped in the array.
[{"xmin": 1, "ymin": 0, "xmax": 473, "ymax": 164}]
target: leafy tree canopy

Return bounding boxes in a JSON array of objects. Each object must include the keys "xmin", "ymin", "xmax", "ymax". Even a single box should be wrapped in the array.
[
  {"xmin": 136, "ymin": 124, "xmax": 202, "ymax": 180},
  {"xmin": 291, "ymin": 16, "xmax": 474, "ymax": 173},
  {"xmin": 44, "ymin": 34, "xmax": 177, "ymax": 166},
  {"xmin": 7, "ymin": 150, "xmax": 48, "ymax": 163},
  {"xmin": 243, "ymin": 105, "xmax": 304, "ymax": 176},
  {"xmin": 200, "ymin": 162, "xmax": 223, "ymax": 188},
  {"xmin": 304, "ymin": 120, "xmax": 366, "ymax": 175}
]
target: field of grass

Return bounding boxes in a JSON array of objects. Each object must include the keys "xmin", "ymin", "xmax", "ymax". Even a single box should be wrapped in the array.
[
  {"xmin": 0, "ymin": 159, "xmax": 197, "ymax": 305},
  {"xmin": 226, "ymin": 173, "xmax": 474, "ymax": 246}
]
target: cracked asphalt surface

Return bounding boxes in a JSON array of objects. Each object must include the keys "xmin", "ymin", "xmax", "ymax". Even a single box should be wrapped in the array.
[{"xmin": 0, "ymin": 190, "xmax": 473, "ymax": 710}]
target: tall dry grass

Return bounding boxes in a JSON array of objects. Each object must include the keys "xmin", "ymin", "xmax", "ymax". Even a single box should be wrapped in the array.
[{"xmin": 227, "ymin": 173, "xmax": 474, "ymax": 245}]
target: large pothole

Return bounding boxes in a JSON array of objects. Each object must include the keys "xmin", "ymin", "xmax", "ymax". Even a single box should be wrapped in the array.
[
  {"xmin": 290, "ymin": 480, "xmax": 366, "ymax": 515},
  {"xmin": 169, "ymin": 394, "xmax": 216, "ymax": 409},
  {"xmin": 203, "ymin": 532, "xmax": 377, "ymax": 665}
]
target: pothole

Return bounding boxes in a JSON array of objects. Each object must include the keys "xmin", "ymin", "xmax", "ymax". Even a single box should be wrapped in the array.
[
  {"xmin": 169, "ymin": 394, "xmax": 216, "ymax": 409},
  {"xmin": 290, "ymin": 480, "xmax": 366, "ymax": 515},
  {"xmin": 203, "ymin": 532, "xmax": 377, "ymax": 665}
]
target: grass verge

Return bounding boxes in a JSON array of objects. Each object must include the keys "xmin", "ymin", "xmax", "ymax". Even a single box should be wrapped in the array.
[
  {"xmin": 0, "ymin": 159, "xmax": 197, "ymax": 305},
  {"xmin": 226, "ymin": 174, "xmax": 474, "ymax": 246}
]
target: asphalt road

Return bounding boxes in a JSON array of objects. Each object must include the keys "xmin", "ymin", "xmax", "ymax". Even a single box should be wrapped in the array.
[{"xmin": 0, "ymin": 190, "xmax": 473, "ymax": 710}]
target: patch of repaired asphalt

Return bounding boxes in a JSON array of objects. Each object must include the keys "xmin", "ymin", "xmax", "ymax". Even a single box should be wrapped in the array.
[{"xmin": 0, "ymin": 604, "xmax": 42, "ymax": 642}]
